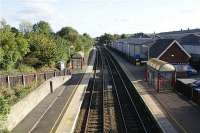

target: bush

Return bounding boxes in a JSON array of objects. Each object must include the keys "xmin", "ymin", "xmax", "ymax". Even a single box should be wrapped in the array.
[
  {"xmin": 0, "ymin": 88, "xmax": 17, "ymax": 105},
  {"xmin": 0, "ymin": 96, "xmax": 10, "ymax": 117},
  {"xmin": 18, "ymin": 64, "xmax": 36, "ymax": 73},
  {"xmin": 23, "ymin": 57, "xmax": 42, "ymax": 68},
  {"xmin": 37, "ymin": 65, "xmax": 58, "ymax": 72},
  {"xmin": 0, "ymin": 129, "xmax": 10, "ymax": 133},
  {"xmin": 14, "ymin": 85, "xmax": 31, "ymax": 100}
]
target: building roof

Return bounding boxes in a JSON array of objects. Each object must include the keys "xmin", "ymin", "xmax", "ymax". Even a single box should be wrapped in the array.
[
  {"xmin": 158, "ymin": 28, "xmax": 200, "ymax": 36},
  {"xmin": 115, "ymin": 37, "xmax": 155, "ymax": 46},
  {"xmin": 72, "ymin": 51, "xmax": 84, "ymax": 59},
  {"xmin": 179, "ymin": 34, "xmax": 200, "ymax": 46},
  {"xmin": 149, "ymin": 39, "xmax": 175, "ymax": 58},
  {"xmin": 147, "ymin": 58, "xmax": 175, "ymax": 72}
]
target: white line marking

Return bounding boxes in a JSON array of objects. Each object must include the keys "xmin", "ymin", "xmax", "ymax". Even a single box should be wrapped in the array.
[{"xmin": 29, "ymin": 95, "xmax": 58, "ymax": 133}]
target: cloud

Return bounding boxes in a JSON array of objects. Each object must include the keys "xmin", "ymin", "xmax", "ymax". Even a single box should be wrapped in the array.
[
  {"xmin": 13, "ymin": 0, "xmax": 61, "ymax": 28},
  {"xmin": 17, "ymin": 0, "xmax": 57, "ymax": 3}
]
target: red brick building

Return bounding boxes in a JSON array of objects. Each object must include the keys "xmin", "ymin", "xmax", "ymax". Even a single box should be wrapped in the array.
[{"xmin": 149, "ymin": 39, "xmax": 191, "ymax": 64}]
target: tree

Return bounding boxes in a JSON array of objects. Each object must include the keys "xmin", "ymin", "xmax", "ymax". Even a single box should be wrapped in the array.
[
  {"xmin": 11, "ymin": 27, "xmax": 19, "ymax": 35},
  {"xmin": 19, "ymin": 21, "xmax": 32, "ymax": 35},
  {"xmin": 0, "ymin": 28, "xmax": 29, "ymax": 70},
  {"xmin": 54, "ymin": 36, "xmax": 70, "ymax": 62},
  {"xmin": 77, "ymin": 34, "xmax": 93, "ymax": 52},
  {"xmin": 33, "ymin": 21, "xmax": 52, "ymax": 35},
  {"xmin": 121, "ymin": 34, "xmax": 128, "ymax": 39},
  {"xmin": 27, "ymin": 33, "xmax": 59, "ymax": 66},
  {"xmin": 56, "ymin": 27, "xmax": 79, "ymax": 44},
  {"xmin": 97, "ymin": 33, "xmax": 114, "ymax": 45}
]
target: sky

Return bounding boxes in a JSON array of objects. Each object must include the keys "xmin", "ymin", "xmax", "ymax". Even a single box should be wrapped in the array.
[{"xmin": 0, "ymin": 0, "xmax": 200, "ymax": 37}]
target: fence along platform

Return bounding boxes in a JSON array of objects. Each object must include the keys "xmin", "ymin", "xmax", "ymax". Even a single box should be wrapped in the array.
[{"xmin": 0, "ymin": 69, "xmax": 70, "ymax": 88}]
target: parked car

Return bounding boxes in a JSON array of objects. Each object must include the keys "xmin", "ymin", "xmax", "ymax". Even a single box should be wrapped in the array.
[
  {"xmin": 175, "ymin": 64, "xmax": 198, "ymax": 76},
  {"xmin": 186, "ymin": 65, "xmax": 198, "ymax": 76},
  {"xmin": 190, "ymin": 80, "xmax": 200, "ymax": 88}
]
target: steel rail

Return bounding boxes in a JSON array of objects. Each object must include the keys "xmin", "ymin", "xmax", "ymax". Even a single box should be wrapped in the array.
[
  {"xmin": 104, "ymin": 50, "xmax": 128, "ymax": 133},
  {"xmin": 99, "ymin": 48, "xmax": 105, "ymax": 133},
  {"xmin": 104, "ymin": 48, "xmax": 148, "ymax": 133},
  {"xmin": 83, "ymin": 50, "xmax": 98, "ymax": 133},
  {"xmin": 84, "ymin": 48, "xmax": 104, "ymax": 133}
]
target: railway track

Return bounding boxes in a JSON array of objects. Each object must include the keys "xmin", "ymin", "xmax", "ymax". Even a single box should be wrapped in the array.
[
  {"xmin": 84, "ymin": 49, "xmax": 104, "ymax": 132},
  {"xmin": 104, "ymin": 49, "xmax": 146, "ymax": 132},
  {"xmin": 75, "ymin": 48, "xmax": 104, "ymax": 133},
  {"xmin": 75, "ymin": 46, "xmax": 162, "ymax": 133}
]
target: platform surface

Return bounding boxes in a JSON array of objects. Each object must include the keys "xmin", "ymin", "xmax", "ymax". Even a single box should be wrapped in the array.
[{"xmin": 108, "ymin": 49, "xmax": 200, "ymax": 133}]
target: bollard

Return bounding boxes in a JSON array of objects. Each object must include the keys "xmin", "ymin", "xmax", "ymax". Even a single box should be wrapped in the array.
[{"xmin": 50, "ymin": 81, "xmax": 53, "ymax": 93}]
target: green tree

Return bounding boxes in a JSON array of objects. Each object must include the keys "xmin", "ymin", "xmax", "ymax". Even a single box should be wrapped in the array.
[
  {"xmin": 54, "ymin": 36, "xmax": 69, "ymax": 62},
  {"xmin": 28, "ymin": 33, "xmax": 58, "ymax": 66},
  {"xmin": 33, "ymin": 21, "xmax": 52, "ymax": 35},
  {"xmin": 56, "ymin": 27, "xmax": 79, "ymax": 45},
  {"xmin": 120, "ymin": 34, "xmax": 128, "ymax": 39},
  {"xmin": 97, "ymin": 33, "xmax": 114, "ymax": 45},
  {"xmin": 77, "ymin": 34, "xmax": 93, "ymax": 53},
  {"xmin": 0, "ymin": 28, "xmax": 29, "ymax": 70},
  {"xmin": 11, "ymin": 27, "xmax": 19, "ymax": 35}
]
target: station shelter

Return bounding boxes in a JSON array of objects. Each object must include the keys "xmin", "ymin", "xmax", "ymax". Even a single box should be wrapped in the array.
[
  {"xmin": 71, "ymin": 51, "xmax": 84, "ymax": 69},
  {"xmin": 145, "ymin": 58, "xmax": 176, "ymax": 92}
]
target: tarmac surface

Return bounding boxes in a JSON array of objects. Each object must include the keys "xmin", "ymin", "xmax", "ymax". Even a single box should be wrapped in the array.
[{"xmin": 12, "ymin": 71, "xmax": 85, "ymax": 133}]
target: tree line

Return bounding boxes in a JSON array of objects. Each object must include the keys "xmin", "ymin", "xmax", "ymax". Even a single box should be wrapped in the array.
[
  {"xmin": 0, "ymin": 19, "xmax": 94, "ymax": 73},
  {"xmin": 96, "ymin": 33, "xmax": 128, "ymax": 45}
]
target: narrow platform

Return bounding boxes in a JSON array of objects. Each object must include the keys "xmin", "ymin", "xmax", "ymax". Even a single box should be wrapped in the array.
[
  {"xmin": 55, "ymin": 49, "xmax": 96, "ymax": 133},
  {"xmin": 110, "ymin": 50, "xmax": 186, "ymax": 133},
  {"xmin": 108, "ymin": 48, "xmax": 200, "ymax": 133}
]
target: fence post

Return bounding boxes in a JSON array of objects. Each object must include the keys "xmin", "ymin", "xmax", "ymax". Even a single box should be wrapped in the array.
[
  {"xmin": 44, "ymin": 73, "xmax": 47, "ymax": 80},
  {"xmin": 35, "ymin": 73, "xmax": 37, "ymax": 83},
  {"xmin": 7, "ymin": 76, "xmax": 10, "ymax": 88},
  {"xmin": 54, "ymin": 71, "xmax": 56, "ymax": 77},
  {"xmin": 22, "ymin": 74, "xmax": 26, "ymax": 87}
]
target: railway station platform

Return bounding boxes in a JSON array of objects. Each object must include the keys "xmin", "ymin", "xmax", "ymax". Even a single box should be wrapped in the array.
[
  {"xmin": 108, "ymin": 48, "xmax": 200, "ymax": 133},
  {"xmin": 12, "ymin": 50, "xmax": 95, "ymax": 133},
  {"xmin": 55, "ymin": 48, "xmax": 96, "ymax": 133}
]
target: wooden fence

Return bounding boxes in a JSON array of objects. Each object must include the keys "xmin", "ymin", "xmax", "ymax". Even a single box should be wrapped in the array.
[{"xmin": 0, "ymin": 69, "xmax": 71, "ymax": 88}]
